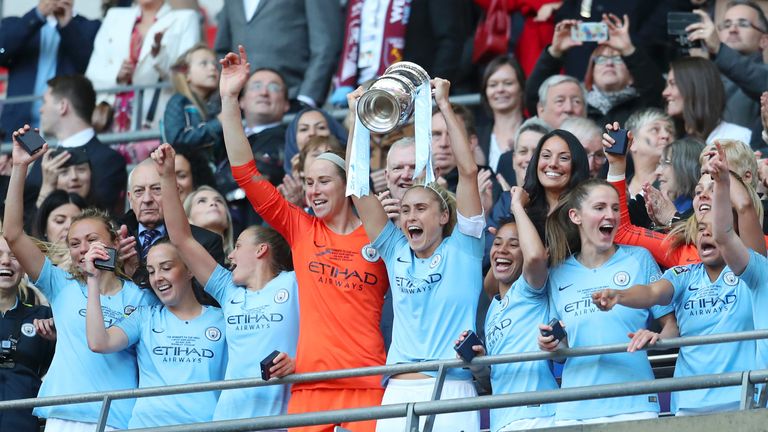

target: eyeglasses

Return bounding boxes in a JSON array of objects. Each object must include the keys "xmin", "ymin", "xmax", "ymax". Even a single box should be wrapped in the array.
[
  {"xmin": 593, "ymin": 55, "xmax": 624, "ymax": 65},
  {"xmin": 247, "ymin": 81, "xmax": 284, "ymax": 94},
  {"xmin": 587, "ymin": 151, "xmax": 606, "ymax": 161},
  {"xmin": 717, "ymin": 18, "xmax": 767, "ymax": 33},
  {"xmin": 656, "ymin": 158, "xmax": 672, "ymax": 170}
]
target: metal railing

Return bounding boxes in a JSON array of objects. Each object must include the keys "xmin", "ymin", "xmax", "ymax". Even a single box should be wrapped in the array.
[{"xmin": 0, "ymin": 329, "xmax": 766, "ymax": 432}]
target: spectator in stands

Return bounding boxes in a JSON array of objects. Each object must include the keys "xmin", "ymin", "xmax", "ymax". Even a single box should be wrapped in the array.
[
  {"xmin": 0, "ymin": 236, "xmax": 55, "ymax": 432},
  {"xmin": 174, "ymin": 148, "xmax": 216, "ymax": 204},
  {"xmin": 624, "ymin": 108, "xmax": 675, "ymax": 199},
  {"xmin": 119, "ymin": 159, "xmax": 224, "ymax": 290},
  {"xmin": 663, "ymin": 57, "xmax": 751, "ymax": 144},
  {"xmin": 4, "ymin": 127, "xmax": 159, "ymax": 430},
  {"xmin": 215, "ymin": 0, "xmax": 342, "ymax": 109},
  {"xmin": 464, "ymin": 187, "xmax": 558, "ymax": 431},
  {"xmin": 84, "ymin": 238, "xmax": 226, "ymax": 428},
  {"xmin": 162, "ymin": 44, "xmax": 223, "ymax": 156},
  {"xmin": 33, "ymin": 190, "xmax": 87, "ymax": 267},
  {"xmin": 349, "ymin": 80, "xmax": 483, "ymax": 432},
  {"xmin": 494, "ymin": 118, "xmax": 552, "ymax": 189},
  {"xmin": 0, "ymin": 0, "xmax": 100, "ymax": 140},
  {"xmin": 538, "ymin": 178, "xmax": 677, "ymax": 425},
  {"xmin": 525, "ymin": 14, "xmax": 664, "ymax": 128},
  {"xmin": 376, "ymin": 138, "xmax": 417, "ymax": 224},
  {"xmin": 432, "ymin": 103, "xmax": 483, "ymax": 193},
  {"xmin": 560, "ymin": 117, "xmax": 606, "ymax": 178},
  {"xmin": 28, "ymin": 75, "xmax": 127, "ymax": 216},
  {"xmin": 593, "ymin": 144, "xmax": 762, "ymax": 415},
  {"xmin": 153, "ymin": 143, "xmax": 298, "ymax": 422},
  {"xmin": 534, "ymin": 75, "xmax": 586, "ymax": 129},
  {"xmin": 283, "ymin": 108, "xmax": 348, "ymax": 175},
  {"xmin": 477, "ymin": 55, "xmax": 526, "ymax": 172},
  {"xmin": 183, "ymin": 186, "xmax": 234, "ymax": 256},
  {"xmin": 687, "ymin": 2, "xmax": 768, "ymax": 149},
  {"xmin": 278, "ymin": 136, "xmax": 344, "ymax": 209},
  {"xmin": 86, "ymin": 0, "xmax": 200, "ymax": 131},
  {"xmin": 219, "ymin": 47, "xmax": 388, "ymax": 432},
  {"xmin": 36, "ymin": 147, "xmax": 101, "ymax": 211}
]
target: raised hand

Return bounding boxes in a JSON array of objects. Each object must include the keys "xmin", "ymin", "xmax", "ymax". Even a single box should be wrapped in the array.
[
  {"xmin": 643, "ymin": 182, "xmax": 676, "ymax": 228},
  {"xmin": 116, "ymin": 224, "xmax": 138, "ymax": 278},
  {"xmin": 150, "ymin": 143, "xmax": 177, "ymax": 178},
  {"xmin": 685, "ymin": 10, "xmax": 720, "ymax": 55},
  {"xmin": 509, "ymin": 186, "xmax": 530, "ymax": 209},
  {"xmin": 219, "ymin": 46, "xmax": 252, "ymax": 99},
  {"xmin": 83, "ymin": 242, "xmax": 111, "ymax": 278},
  {"xmin": 376, "ymin": 190, "xmax": 401, "ymax": 220},
  {"xmin": 709, "ymin": 141, "xmax": 730, "ymax": 184},
  {"xmin": 431, "ymin": 78, "xmax": 451, "ymax": 106},
  {"xmin": 40, "ymin": 149, "xmax": 70, "ymax": 188},
  {"xmin": 346, "ymin": 86, "xmax": 365, "ymax": 112},
  {"xmin": 478, "ymin": 168, "xmax": 493, "ymax": 212},
  {"xmin": 550, "ymin": 19, "xmax": 582, "ymax": 58},
  {"xmin": 11, "ymin": 126, "xmax": 48, "ymax": 168},
  {"xmin": 591, "ymin": 289, "xmax": 619, "ymax": 311},
  {"xmin": 602, "ymin": 121, "xmax": 633, "ymax": 176},
  {"xmin": 534, "ymin": 2, "xmax": 562, "ymax": 22},
  {"xmin": 601, "ymin": 13, "xmax": 634, "ymax": 56},
  {"xmin": 277, "ymin": 173, "xmax": 305, "ymax": 207}
]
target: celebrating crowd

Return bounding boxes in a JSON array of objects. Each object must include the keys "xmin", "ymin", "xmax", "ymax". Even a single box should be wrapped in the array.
[{"xmin": 1, "ymin": 1, "xmax": 768, "ymax": 432}]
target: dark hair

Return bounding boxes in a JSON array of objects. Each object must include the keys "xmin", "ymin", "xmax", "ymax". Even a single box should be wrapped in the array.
[
  {"xmin": 242, "ymin": 226, "xmax": 293, "ymax": 273},
  {"xmin": 522, "ymin": 129, "xmax": 590, "ymax": 240},
  {"xmin": 174, "ymin": 148, "xmax": 216, "ymax": 190},
  {"xmin": 669, "ymin": 57, "xmax": 725, "ymax": 140},
  {"xmin": 146, "ymin": 238, "xmax": 218, "ymax": 307},
  {"xmin": 240, "ymin": 67, "xmax": 290, "ymax": 101},
  {"xmin": 480, "ymin": 54, "xmax": 526, "ymax": 115},
  {"xmin": 727, "ymin": 0, "xmax": 768, "ymax": 32},
  {"xmin": 545, "ymin": 178, "xmax": 618, "ymax": 265},
  {"xmin": 47, "ymin": 75, "xmax": 96, "ymax": 124},
  {"xmin": 34, "ymin": 190, "xmax": 88, "ymax": 241},
  {"xmin": 451, "ymin": 103, "xmax": 478, "ymax": 137},
  {"xmin": 662, "ymin": 137, "xmax": 706, "ymax": 200}
]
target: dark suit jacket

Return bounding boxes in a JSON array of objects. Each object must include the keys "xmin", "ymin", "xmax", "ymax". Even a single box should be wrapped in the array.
[
  {"xmin": 117, "ymin": 210, "xmax": 225, "ymax": 289},
  {"xmin": 0, "ymin": 8, "xmax": 100, "ymax": 139},
  {"xmin": 404, "ymin": 0, "xmax": 469, "ymax": 83},
  {"xmin": 26, "ymin": 135, "xmax": 127, "ymax": 215}
]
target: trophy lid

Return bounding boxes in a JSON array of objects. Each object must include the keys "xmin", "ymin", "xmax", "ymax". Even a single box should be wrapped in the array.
[{"xmin": 384, "ymin": 61, "xmax": 430, "ymax": 88}]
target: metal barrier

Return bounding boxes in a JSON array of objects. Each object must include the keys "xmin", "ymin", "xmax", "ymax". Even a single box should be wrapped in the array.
[{"xmin": 0, "ymin": 329, "xmax": 766, "ymax": 431}]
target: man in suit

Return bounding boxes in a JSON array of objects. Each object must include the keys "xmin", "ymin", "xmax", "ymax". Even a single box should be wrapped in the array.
[
  {"xmin": 120, "ymin": 159, "xmax": 224, "ymax": 289},
  {"xmin": 0, "ymin": 0, "xmax": 100, "ymax": 140},
  {"xmin": 214, "ymin": 0, "xmax": 342, "ymax": 108},
  {"xmin": 26, "ymin": 75, "xmax": 127, "ymax": 215}
]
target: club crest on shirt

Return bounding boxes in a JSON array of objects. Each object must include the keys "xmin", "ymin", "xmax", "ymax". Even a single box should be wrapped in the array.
[
  {"xmin": 361, "ymin": 244, "xmax": 380, "ymax": 262},
  {"xmin": 274, "ymin": 289, "xmax": 290, "ymax": 304},
  {"xmin": 124, "ymin": 305, "xmax": 136, "ymax": 316},
  {"xmin": 723, "ymin": 271, "xmax": 738, "ymax": 286},
  {"xmin": 429, "ymin": 254, "xmax": 442, "ymax": 269},
  {"xmin": 205, "ymin": 326, "xmax": 222, "ymax": 341},
  {"xmin": 613, "ymin": 271, "xmax": 630, "ymax": 286},
  {"xmin": 21, "ymin": 323, "xmax": 36, "ymax": 337}
]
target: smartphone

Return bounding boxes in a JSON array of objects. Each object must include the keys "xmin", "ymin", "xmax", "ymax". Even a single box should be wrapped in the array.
[
  {"xmin": 454, "ymin": 330, "xmax": 482, "ymax": 362},
  {"xmin": 260, "ymin": 350, "xmax": 281, "ymax": 380},
  {"xmin": 667, "ymin": 12, "xmax": 701, "ymax": 36},
  {"xmin": 571, "ymin": 22, "xmax": 608, "ymax": 42},
  {"xmin": 94, "ymin": 247, "xmax": 117, "ymax": 272},
  {"xmin": 16, "ymin": 131, "xmax": 46, "ymax": 155},
  {"xmin": 606, "ymin": 129, "xmax": 629, "ymax": 155},
  {"xmin": 540, "ymin": 318, "xmax": 567, "ymax": 342}
]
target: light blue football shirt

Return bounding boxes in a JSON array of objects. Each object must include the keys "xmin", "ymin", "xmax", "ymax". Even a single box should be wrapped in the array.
[
  {"xmin": 485, "ymin": 275, "xmax": 557, "ymax": 431},
  {"xmin": 116, "ymin": 304, "xmax": 227, "ymax": 428},
  {"xmin": 663, "ymin": 261, "xmax": 756, "ymax": 413},
  {"xmin": 373, "ymin": 218, "xmax": 483, "ymax": 381},
  {"xmin": 548, "ymin": 245, "xmax": 672, "ymax": 420},
  {"xmin": 204, "ymin": 265, "xmax": 299, "ymax": 420},
  {"xmin": 736, "ymin": 249, "xmax": 768, "ymax": 370},
  {"xmin": 31, "ymin": 257, "xmax": 159, "ymax": 428}
]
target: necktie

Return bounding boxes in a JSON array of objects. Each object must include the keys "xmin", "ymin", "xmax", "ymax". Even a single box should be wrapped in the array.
[{"xmin": 140, "ymin": 229, "xmax": 160, "ymax": 260}]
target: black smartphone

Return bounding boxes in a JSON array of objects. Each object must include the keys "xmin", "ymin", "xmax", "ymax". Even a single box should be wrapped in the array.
[
  {"xmin": 540, "ymin": 318, "xmax": 567, "ymax": 342},
  {"xmin": 93, "ymin": 247, "xmax": 117, "ymax": 272},
  {"xmin": 260, "ymin": 350, "xmax": 281, "ymax": 380},
  {"xmin": 16, "ymin": 131, "xmax": 46, "ymax": 155},
  {"xmin": 606, "ymin": 129, "xmax": 629, "ymax": 155},
  {"xmin": 667, "ymin": 12, "xmax": 701, "ymax": 36},
  {"xmin": 454, "ymin": 330, "xmax": 482, "ymax": 362}
]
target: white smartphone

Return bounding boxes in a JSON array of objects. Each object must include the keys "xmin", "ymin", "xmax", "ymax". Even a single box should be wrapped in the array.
[{"xmin": 571, "ymin": 22, "xmax": 609, "ymax": 42}]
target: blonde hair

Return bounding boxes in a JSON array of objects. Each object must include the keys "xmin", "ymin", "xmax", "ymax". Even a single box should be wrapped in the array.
[
  {"xmin": 403, "ymin": 182, "xmax": 457, "ymax": 238},
  {"xmin": 66, "ymin": 208, "xmax": 129, "ymax": 283},
  {"xmin": 170, "ymin": 44, "xmax": 217, "ymax": 118},
  {"xmin": 699, "ymin": 140, "xmax": 758, "ymax": 189},
  {"xmin": 183, "ymin": 186, "xmax": 234, "ymax": 256}
]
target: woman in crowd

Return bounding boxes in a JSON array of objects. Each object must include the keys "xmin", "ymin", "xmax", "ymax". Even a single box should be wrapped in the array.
[
  {"xmin": 477, "ymin": 55, "xmax": 526, "ymax": 172},
  {"xmin": 175, "ymin": 148, "xmax": 217, "ymax": 204},
  {"xmin": 4, "ymin": 126, "xmax": 158, "ymax": 431},
  {"xmin": 592, "ymin": 145, "xmax": 761, "ymax": 415},
  {"xmin": 663, "ymin": 57, "xmax": 751, "ymax": 144},
  {"xmin": 348, "ymin": 80, "xmax": 483, "ymax": 432},
  {"xmin": 219, "ymin": 46, "xmax": 388, "ymax": 432},
  {"xmin": 647, "ymin": 137, "xmax": 705, "ymax": 229},
  {"xmin": 279, "ymin": 135, "xmax": 343, "ymax": 208},
  {"xmin": 163, "ymin": 44, "xmax": 223, "ymax": 156},
  {"xmin": 538, "ymin": 177, "xmax": 677, "ymax": 425},
  {"xmin": 625, "ymin": 108, "xmax": 674, "ymax": 198},
  {"xmin": 183, "ymin": 186, "xmax": 234, "ymax": 256},
  {"xmin": 36, "ymin": 148, "xmax": 100, "ymax": 210},
  {"xmin": 84, "ymin": 238, "xmax": 227, "ymax": 428},
  {"xmin": 495, "ymin": 118, "xmax": 551, "ymax": 189},
  {"xmin": 283, "ymin": 107, "xmax": 348, "ymax": 175},
  {"xmin": 153, "ymin": 143, "xmax": 298, "ymax": 421},
  {"xmin": 525, "ymin": 13, "xmax": 665, "ymax": 127},
  {"xmin": 33, "ymin": 190, "xmax": 88, "ymax": 267}
]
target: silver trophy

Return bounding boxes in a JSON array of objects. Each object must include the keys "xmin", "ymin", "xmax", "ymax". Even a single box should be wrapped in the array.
[{"xmin": 357, "ymin": 61, "xmax": 431, "ymax": 134}]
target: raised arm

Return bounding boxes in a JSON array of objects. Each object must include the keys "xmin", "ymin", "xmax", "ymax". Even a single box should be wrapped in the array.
[
  {"xmin": 345, "ymin": 87, "xmax": 389, "ymax": 241},
  {"xmin": 4, "ymin": 126, "xmax": 48, "ymax": 281},
  {"xmin": 509, "ymin": 187, "xmax": 548, "ymax": 289},
  {"xmin": 152, "ymin": 144, "xmax": 218, "ymax": 286},
  {"xmin": 433, "ymin": 79, "xmax": 481, "ymax": 217},
  {"xmin": 710, "ymin": 144, "xmax": 752, "ymax": 274},
  {"xmin": 84, "ymin": 244, "xmax": 129, "ymax": 354},
  {"xmin": 591, "ymin": 279, "xmax": 674, "ymax": 311},
  {"xmin": 219, "ymin": 46, "xmax": 255, "ymax": 167}
]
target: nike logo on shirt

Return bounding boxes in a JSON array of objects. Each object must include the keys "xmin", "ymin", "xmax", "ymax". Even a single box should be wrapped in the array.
[{"xmin": 558, "ymin": 284, "xmax": 573, "ymax": 291}]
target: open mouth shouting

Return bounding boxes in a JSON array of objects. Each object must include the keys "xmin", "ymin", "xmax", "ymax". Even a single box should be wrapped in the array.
[{"xmin": 407, "ymin": 225, "xmax": 424, "ymax": 242}]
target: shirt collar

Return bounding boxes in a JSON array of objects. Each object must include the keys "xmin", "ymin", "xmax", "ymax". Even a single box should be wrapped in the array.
[
  {"xmin": 138, "ymin": 223, "xmax": 166, "ymax": 238},
  {"xmin": 59, "ymin": 128, "xmax": 95, "ymax": 148},
  {"xmin": 244, "ymin": 122, "xmax": 281, "ymax": 136}
]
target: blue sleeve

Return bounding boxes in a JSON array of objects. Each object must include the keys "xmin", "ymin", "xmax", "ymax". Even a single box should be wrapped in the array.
[
  {"xmin": 447, "ymin": 224, "xmax": 484, "ymax": 259},
  {"xmin": 661, "ymin": 266, "xmax": 690, "ymax": 308},
  {"xmin": 115, "ymin": 306, "xmax": 145, "ymax": 347},
  {"xmin": 736, "ymin": 249, "xmax": 768, "ymax": 291},
  {"xmin": 204, "ymin": 265, "xmax": 236, "ymax": 304},
  {"xmin": 372, "ymin": 220, "xmax": 408, "ymax": 262},
  {"xmin": 30, "ymin": 257, "xmax": 72, "ymax": 304},
  {"xmin": 641, "ymin": 249, "xmax": 673, "ymax": 318},
  {"xmin": 516, "ymin": 274, "xmax": 548, "ymax": 300}
]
